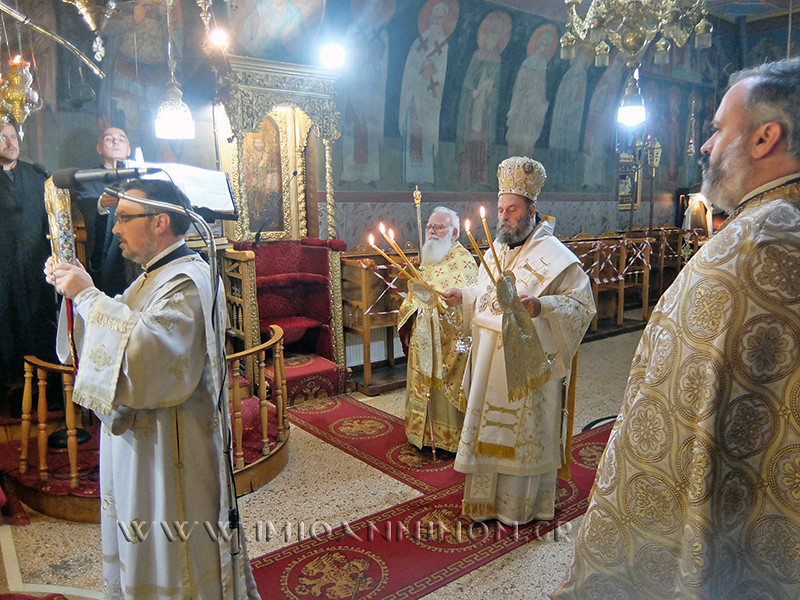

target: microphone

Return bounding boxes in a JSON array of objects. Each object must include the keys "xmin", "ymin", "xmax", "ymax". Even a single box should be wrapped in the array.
[
  {"xmin": 51, "ymin": 167, "xmax": 162, "ymax": 189},
  {"xmin": 252, "ymin": 170, "xmax": 298, "ymax": 251}
]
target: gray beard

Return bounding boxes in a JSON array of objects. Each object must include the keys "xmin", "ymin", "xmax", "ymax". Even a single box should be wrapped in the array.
[
  {"xmin": 700, "ymin": 135, "xmax": 750, "ymax": 214},
  {"xmin": 422, "ymin": 237, "xmax": 452, "ymax": 265},
  {"xmin": 496, "ymin": 212, "xmax": 534, "ymax": 245}
]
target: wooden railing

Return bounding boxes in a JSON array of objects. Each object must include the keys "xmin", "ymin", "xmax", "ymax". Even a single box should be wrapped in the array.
[{"xmin": 19, "ymin": 325, "xmax": 289, "ymax": 491}]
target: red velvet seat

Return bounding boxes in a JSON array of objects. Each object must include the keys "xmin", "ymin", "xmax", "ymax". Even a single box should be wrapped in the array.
[
  {"xmin": 224, "ymin": 238, "xmax": 349, "ymax": 405},
  {"xmin": 232, "ymin": 238, "xmax": 347, "ymax": 361}
]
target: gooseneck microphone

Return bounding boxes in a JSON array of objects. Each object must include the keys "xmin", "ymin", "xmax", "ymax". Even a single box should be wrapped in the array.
[{"xmin": 51, "ymin": 167, "xmax": 163, "ymax": 189}]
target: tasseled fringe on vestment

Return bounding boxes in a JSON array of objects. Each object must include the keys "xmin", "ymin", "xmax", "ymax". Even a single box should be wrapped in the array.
[
  {"xmin": 475, "ymin": 440, "xmax": 516, "ymax": 459},
  {"xmin": 461, "ymin": 501, "xmax": 496, "ymax": 517},
  {"xmin": 420, "ymin": 373, "xmax": 443, "ymax": 390},
  {"xmin": 506, "ymin": 369, "xmax": 551, "ymax": 403},
  {"xmin": 73, "ymin": 390, "xmax": 112, "ymax": 415},
  {"xmin": 457, "ymin": 389, "xmax": 467, "ymax": 412}
]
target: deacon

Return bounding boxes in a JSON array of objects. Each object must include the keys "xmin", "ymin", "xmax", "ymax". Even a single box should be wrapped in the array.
[
  {"xmin": 444, "ymin": 157, "xmax": 595, "ymax": 525},
  {"xmin": 398, "ymin": 206, "xmax": 478, "ymax": 453},
  {"xmin": 45, "ymin": 179, "xmax": 261, "ymax": 600},
  {"xmin": 553, "ymin": 58, "xmax": 800, "ymax": 599}
]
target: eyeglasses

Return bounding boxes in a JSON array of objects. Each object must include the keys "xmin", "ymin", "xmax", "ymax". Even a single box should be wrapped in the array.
[
  {"xmin": 426, "ymin": 223, "xmax": 451, "ymax": 232},
  {"xmin": 116, "ymin": 213, "xmax": 157, "ymax": 224}
]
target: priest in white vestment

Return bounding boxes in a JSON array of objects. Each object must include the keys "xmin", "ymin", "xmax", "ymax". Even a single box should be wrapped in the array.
[
  {"xmin": 444, "ymin": 157, "xmax": 595, "ymax": 525},
  {"xmin": 553, "ymin": 57, "xmax": 800, "ymax": 600},
  {"xmin": 46, "ymin": 179, "xmax": 261, "ymax": 600}
]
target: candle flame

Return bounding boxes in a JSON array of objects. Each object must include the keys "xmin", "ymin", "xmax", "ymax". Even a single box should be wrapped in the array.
[
  {"xmin": 464, "ymin": 218, "xmax": 471, "ymax": 232},
  {"xmin": 479, "ymin": 205, "xmax": 486, "ymax": 219},
  {"xmin": 368, "ymin": 233, "xmax": 375, "ymax": 246},
  {"xmin": 388, "ymin": 228, "xmax": 395, "ymax": 241},
  {"xmin": 378, "ymin": 222, "xmax": 386, "ymax": 234}
]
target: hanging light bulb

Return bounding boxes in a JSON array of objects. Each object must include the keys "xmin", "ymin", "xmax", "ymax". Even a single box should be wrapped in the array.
[
  {"xmin": 154, "ymin": 77, "xmax": 195, "ymax": 139},
  {"xmin": 617, "ymin": 70, "xmax": 646, "ymax": 127},
  {"xmin": 155, "ymin": 0, "xmax": 195, "ymax": 140}
]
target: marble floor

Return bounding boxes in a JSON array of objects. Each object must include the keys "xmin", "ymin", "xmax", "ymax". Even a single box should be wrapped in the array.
[{"xmin": 0, "ymin": 330, "xmax": 642, "ymax": 600}]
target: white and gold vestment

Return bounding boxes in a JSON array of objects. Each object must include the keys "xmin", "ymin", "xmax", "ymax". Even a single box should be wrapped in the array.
[
  {"xmin": 59, "ymin": 244, "xmax": 261, "ymax": 600},
  {"xmin": 455, "ymin": 218, "xmax": 595, "ymax": 524}
]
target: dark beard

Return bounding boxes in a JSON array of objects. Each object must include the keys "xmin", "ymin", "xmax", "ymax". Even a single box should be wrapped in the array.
[{"xmin": 496, "ymin": 211, "xmax": 534, "ymax": 245}]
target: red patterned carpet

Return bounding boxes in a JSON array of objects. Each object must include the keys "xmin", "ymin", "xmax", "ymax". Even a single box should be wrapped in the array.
[
  {"xmin": 253, "ymin": 396, "xmax": 612, "ymax": 599},
  {"xmin": 267, "ymin": 353, "xmax": 349, "ymax": 406},
  {"xmin": 0, "ymin": 425, "xmax": 101, "ymax": 503},
  {"xmin": 290, "ymin": 396, "xmax": 463, "ymax": 492},
  {"xmin": 0, "ymin": 397, "xmax": 280, "ymax": 517}
]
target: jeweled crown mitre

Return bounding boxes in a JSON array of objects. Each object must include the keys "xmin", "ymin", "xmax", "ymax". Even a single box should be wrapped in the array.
[{"xmin": 497, "ymin": 156, "xmax": 547, "ymax": 203}]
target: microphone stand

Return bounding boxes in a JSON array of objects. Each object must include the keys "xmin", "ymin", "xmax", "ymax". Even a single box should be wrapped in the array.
[
  {"xmin": 251, "ymin": 170, "xmax": 298, "ymax": 251},
  {"xmin": 109, "ymin": 190, "xmax": 244, "ymax": 588}
]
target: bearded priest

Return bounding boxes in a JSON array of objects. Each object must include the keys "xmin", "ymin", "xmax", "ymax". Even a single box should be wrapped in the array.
[
  {"xmin": 444, "ymin": 157, "xmax": 595, "ymax": 525},
  {"xmin": 398, "ymin": 206, "xmax": 478, "ymax": 453}
]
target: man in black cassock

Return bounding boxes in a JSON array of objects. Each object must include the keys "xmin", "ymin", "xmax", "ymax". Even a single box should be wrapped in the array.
[
  {"xmin": 73, "ymin": 126, "xmax": 133, "ymax": 296},
  {"xmin": 0, "ymin": 116, "xmax": 57, "ymax": 415}
]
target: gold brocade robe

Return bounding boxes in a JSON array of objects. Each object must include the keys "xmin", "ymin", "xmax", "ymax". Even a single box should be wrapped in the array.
[
  {"xmin": 553, "ymin": 180, "xmax": 800, "ymax": 600},
  {"xmin": 398, "ymin": 241, "xmax": 478, "ymax": 451}
]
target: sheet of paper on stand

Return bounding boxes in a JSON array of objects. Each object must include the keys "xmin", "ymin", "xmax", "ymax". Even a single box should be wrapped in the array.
[{"xmin": 125, "ymin": 160, "xmax": 237, "ymax": 218}]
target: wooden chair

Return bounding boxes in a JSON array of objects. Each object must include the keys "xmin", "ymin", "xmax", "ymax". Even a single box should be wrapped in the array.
[
  {"xmin": 623, "ymin": 236, "xmax": 652, "ymax": 321},
  {"xmin": 590, "ymin": 237, "xmax": 627, "ymax": 330},
  {"xmin": 19, "ymin": 356, "xmax": 80, "ymax": 488},
  {"xmin": 654, "ymin": 227, "xmax": 683, "ymax": 297},
  {"xmin": 564, "ymin": 237, "xmax": 625, "ymax": 332},
  {"xmin": 222, "ymin": 240, "xmax": 348, "ymax": 401}
]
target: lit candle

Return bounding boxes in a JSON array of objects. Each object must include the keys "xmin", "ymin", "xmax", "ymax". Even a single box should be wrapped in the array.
[
  {"xmin": 464, "ymin": 219, "xmax": 497, "ymax": 286},
  {"xmin": 382, "ymin": 225, "xmax": 423, "ymax": 279},
  {"xmin": 480, "ymin": 205, "xmax": 502, "ymax": 278},
  {"xmin": 369, "ymin": 234, "xmax": 413, "ymax": 279}
]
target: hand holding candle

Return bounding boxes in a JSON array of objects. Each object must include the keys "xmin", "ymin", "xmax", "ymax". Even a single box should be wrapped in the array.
[
  {"xmin": 464, "ymin": 218, "xmax": 497, "ymax": 286},
  {"xmin": 379, "ymin": 222, "xmax": 423, "ymax": 279},
  {"xmin": 480, "ymin": 205, "xmax": 502, "ymax": 277},
  {"xmin": 369, "ymin": 233, "xmax": 413, "ymax": 279}
]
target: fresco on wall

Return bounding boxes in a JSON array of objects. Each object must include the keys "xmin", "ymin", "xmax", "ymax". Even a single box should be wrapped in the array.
[
  {"xmin": 228, "ymin": 0, "xmax": 325, "ymax": 60},
  {"xmin": 506, "ymin": 24, "xmax": 558, "ymax": 157},
  {"xmin": 398, "ymin": 0, "xmax": 459, "ymax": 185},
  {"xmin": 330, "ymin": 0, "xmax": 742, "ymax": 202},
  {"xmin": 338, "ymin": 0, "xmax": 396, "ymax": 185},
  {"xmin": 455, "ymin": 10, "xmax": 511, "ymax": 186},
  {"xmin": 581, "ymin": 51, "xmax": 627, "ymax": 190}
]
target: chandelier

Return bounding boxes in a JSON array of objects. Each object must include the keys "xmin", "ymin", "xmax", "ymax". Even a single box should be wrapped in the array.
[
  {"xmin": 561, "ymin": 0, "xmax": 713, "ymax": 68},
  {"xmin": 154, "ymin": 0, "xmax": 195, "ymax": 139}
]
